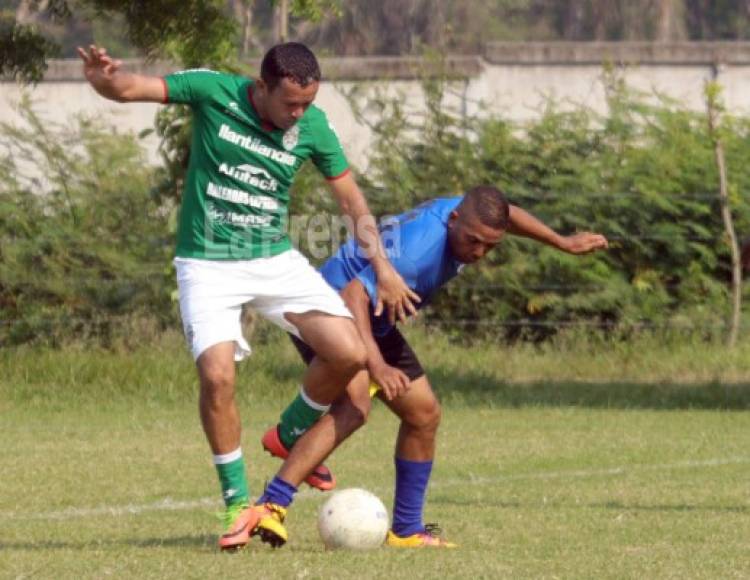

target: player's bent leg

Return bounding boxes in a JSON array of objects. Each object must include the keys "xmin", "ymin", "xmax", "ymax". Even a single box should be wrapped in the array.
[
  {"xmin": 261, "ymin": 423, "xmax": 337, "ymax": 491},
  {"xmin": 285, "ymin": 310, "xmax": 367, "ymax": 404},
  {"xmin": 258, "ymin": 313, "xmax": 365, "ymax": 492},
  {"xmin": 381, "ymin": 376, "xmax": 456, "ymax": 548},
  {"xmin": 274, "ymin": 371, "xmax": 372, "ymax": 488},
  {"xmin": 262, "ymin": 366, "xmax": 373, "ymax": 492},
  {"xmin": 251, "ymin": 372, "xmax": 373, "ymax": 548}
]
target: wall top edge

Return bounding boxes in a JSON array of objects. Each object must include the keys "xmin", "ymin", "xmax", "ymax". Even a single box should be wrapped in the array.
[{"xmin": 8, "ymin": 42, "xmax": 750, "ymax": 84}]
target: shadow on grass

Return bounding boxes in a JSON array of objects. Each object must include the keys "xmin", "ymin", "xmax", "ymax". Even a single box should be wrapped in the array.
[
  {"xmin": 234, "ymin": 356, "xmax": 750, "ymax": 410},
  {"xmin": 430, "ymin": 366, "xmax": 750, "ymax": 410}
]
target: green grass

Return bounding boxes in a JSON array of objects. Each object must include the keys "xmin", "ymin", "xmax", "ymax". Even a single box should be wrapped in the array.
[{"xmin": 2, "ymin": 329, "xmax": 750, "ymax": 578}]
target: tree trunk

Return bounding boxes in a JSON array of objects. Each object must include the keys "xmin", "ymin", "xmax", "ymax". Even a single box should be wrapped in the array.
[
  {"xmin": 279, "ymin": 0, "xmax": 289, "ymax": 43},
  {"xmin": 706, "ymin": 81, "xmax": 742, "ymax": 347},
  {"xmin": 563, "ymin": 0, "xmax": 586, "ymax": 40},
  {"xmin": 242, "ymin": 2, "xmax": 254, "ymax": 56},
  {"xmin": 656, "ymin": 0, "xmax": 687, "ymax": 41},
  {"xmin": 227, "ymin": 0, "xmax": 255, "ymax": 56}
]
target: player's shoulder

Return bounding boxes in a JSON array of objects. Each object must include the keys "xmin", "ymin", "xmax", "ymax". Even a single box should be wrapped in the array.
[
  {"xmin": 302, "ymin": 104, "xmax": 340, "ymax": 135},
  {"xmin": 427, "ymin": 196, "xmax": 463, "ymax": 217},
  {"xmin": 400, "ymin": 197, "xmax": 461, "ymax": 226},
  {"xmin": 392, "ymin": 199, "xmax": 455, "ymax": 257},
  {"xmin": 169, "ymin": 68, "xmax": 242, "ymax": 86},
  {"xmin": 305, "ymin": 102, "xmax": 328, "ymax": 120}
]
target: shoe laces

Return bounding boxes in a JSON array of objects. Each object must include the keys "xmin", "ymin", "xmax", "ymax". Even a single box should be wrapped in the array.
[{"xmin": 259, "ymin": 502, "xmax": 287, "ymax": 523}]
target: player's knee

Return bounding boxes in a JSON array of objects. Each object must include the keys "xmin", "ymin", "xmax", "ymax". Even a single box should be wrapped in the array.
[
  {"xmin": 344, "ymin": 403, "xmax": 369, "ymax": 432},
  {"xmin": 199, "ymin": 367, "xmax": 235, "ymax": 405},
  {"xmin": 407, "ymin": 397, "xmax": 441, "ymax": 432},
  {"xmin": 331, "ymin": 333, "xmax": 368, "ymax": 373},
  {"xmin": 332, "ymin": 397, "xmax": 371, "ymax": 434}
]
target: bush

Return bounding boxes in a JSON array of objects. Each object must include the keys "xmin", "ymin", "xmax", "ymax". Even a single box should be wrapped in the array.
[
  {"xmin": 0, "ymin": 98, "xmax": 176, "ymax": 347},
  {"xmin": 345, "ymin": 71, "xmax": 750, "ymax": 340}
]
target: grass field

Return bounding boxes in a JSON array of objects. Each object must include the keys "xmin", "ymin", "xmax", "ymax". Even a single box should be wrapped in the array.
[{"xmin": 2, "ymin": 328, "xmax": 750, "ymax": 579}]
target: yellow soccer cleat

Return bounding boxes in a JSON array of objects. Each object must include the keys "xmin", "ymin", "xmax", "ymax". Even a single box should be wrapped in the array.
[
  {"xmin": 249, "ymin": 502, "xmax": 289, "ymax": 548},
  {"xmin": 386, "ymin": 524, "xmax": 457, "ymax": 548}
]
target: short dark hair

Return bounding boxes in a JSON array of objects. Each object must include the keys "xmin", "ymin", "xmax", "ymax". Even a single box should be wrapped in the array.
[
  {"xmin": 261, "ymin": 42, "xmax": 321, "ymax": 90},
  {"xmin": 459, "ymin": 185, "xmax": 510, "ymax": 230}
]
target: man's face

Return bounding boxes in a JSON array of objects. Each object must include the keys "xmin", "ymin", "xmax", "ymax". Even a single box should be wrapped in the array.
[
  {"xmin": 447, "ymin": 210, "xmax": 505, "ymax": 264},
  {"xmin": 259, "ymin": 77, "xmax": 319, "ymax": 130}
]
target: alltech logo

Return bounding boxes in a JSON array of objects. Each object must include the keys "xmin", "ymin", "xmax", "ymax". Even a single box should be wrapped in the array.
[{"xmin": 218, "ymin": 163, "xmax": 278, "ymax": 192}]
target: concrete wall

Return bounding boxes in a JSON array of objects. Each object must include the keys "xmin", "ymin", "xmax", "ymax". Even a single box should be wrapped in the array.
[{"xmin": 2, "ymin": 42, "xmax": 750, "ymax": 172}]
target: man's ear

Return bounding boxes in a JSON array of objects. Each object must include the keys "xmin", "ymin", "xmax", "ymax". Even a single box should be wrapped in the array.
[
  {"xmin": 255, "ymin": 77, "xmax": 268, "ymax": 95},
  {"xmin": 447, "ymin": 210, "xmax": 460, "ymax": 228}
]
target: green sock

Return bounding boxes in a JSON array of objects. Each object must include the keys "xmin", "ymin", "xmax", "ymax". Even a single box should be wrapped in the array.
[
  {"xmin": 213, "ymin": 448, "xmax": 250, "ymax": 507},
  {"xmin": 278, "ymin": 388, "xmax": 330, "ymax": 449}
]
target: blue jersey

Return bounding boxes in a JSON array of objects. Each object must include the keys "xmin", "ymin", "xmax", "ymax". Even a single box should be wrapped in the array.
[{"xmin": 320, "ymin": 197, "xmax": 464, "ymax": 336}]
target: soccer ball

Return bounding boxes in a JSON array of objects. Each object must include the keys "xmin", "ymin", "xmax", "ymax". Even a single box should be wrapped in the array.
[{"xmin": 317, "ymin": 488, "xmax": 389, "ymax": 550}]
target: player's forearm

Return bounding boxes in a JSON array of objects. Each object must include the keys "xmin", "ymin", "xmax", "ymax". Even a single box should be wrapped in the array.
[
  {"xmin": 507, "ymin": 205, "xmax": 565, "ymax": 249},
  {"xmin": 332, "ymin": 183, "xmax": 390, "ymax": 273},
  {"xmin": 90, "ymin": 72, "xmax": 164, "ymax": 103},
  {"xmin": 87, "ymin": 71, "xmax": 136, "ymax": 101}
]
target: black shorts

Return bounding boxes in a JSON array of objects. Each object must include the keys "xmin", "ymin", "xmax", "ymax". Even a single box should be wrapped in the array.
[{"xmin": 289, "ymin": 328, "xmax": 425, "ymax": 381}]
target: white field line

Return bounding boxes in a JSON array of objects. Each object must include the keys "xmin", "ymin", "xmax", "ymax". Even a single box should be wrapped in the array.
[{"xmin": 3, "ymin": 456, "xmax": 748, "ymax": 522}]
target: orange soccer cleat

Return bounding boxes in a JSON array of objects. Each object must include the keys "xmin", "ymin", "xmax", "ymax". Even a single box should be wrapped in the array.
[
  {"xmin": 218, "ymin": 503, "xmax": 259, "ymax": 552},
  {"xmin": 261, "ymin": 425, "xmax": 336, "ymax": 491}
]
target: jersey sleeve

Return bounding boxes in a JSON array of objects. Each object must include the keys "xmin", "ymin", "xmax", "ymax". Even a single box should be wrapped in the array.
[
  {"xmin": 163, "ymin": 69, "xmax": 224, "ymax": 105},
  {"xmin": 310, "ymin": 112, "xmax": 349, "ymax": 179},
  {"xmin": 355, "ymin": 255, "xmax": 420, "ymax": 308}
]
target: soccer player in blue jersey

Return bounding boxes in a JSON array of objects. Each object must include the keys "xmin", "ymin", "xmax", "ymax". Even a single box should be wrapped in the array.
[{"xmin": 252, "ymin": 185, "xmax": 608, "ymax": 547}]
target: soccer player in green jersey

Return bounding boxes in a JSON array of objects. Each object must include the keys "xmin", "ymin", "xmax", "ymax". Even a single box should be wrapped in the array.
[{"xmin": 78, "ymin": 42, "xmax": 419, "ymax": 551}]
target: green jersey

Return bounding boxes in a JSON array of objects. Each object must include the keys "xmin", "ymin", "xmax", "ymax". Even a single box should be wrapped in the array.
[{"xmin": 163, "ymin": 69, "xmax": 349, "ymax": 260}]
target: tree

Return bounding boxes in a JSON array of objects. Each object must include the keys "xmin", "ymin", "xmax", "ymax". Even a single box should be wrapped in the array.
[
  {"xmin": 706, "ymin": 80, "xmax": 742, "ymax": 347},
  {"xmin": 1, "ymin": 0, "xmax": 69, "ymax": 82},
  {"xmin": 1, "ymin": 0, "xmax": 244, "ymax": 84}
]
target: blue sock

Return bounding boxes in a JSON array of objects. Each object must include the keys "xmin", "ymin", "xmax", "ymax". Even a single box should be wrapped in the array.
[
  {"xmin": 257, "ymin": 476, "xmax": 297, "ymax": 508},
  {"xmin": 392, "ymin": 457, "xmax": 433, "ymax": 537}
]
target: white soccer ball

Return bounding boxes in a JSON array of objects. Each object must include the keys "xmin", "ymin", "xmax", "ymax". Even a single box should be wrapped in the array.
[{"xmin": 317, "ymin": 488, "xmax": 389, "ymax": 550}]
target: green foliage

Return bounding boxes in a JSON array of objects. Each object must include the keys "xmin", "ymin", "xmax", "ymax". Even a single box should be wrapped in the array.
[
  {"xmin": 80, "ymin": 0, "xmax": 238, "ymax": 68},
  {"xmin": 3, "ymin": 0, "xmax": 242, "ymax": 85},
  {"xmin": 284, "ymin": 0, "xmax": 342, "ymax": 22},
  {"xmin": 0, "ymin": 20, "xmax": 59, "ymax": 83},
  {"xmin": 0, "ymin": 98, "xmax": 175, "ymax": 347},
  {"xmin": 345, "ymin": 71, "xmax": 750, "ymax": 340}
]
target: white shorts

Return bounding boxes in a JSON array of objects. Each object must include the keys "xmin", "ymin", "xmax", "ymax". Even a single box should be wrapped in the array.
[{"xmin": 174, "ymin": 249, "xmax": 352, "ymax": 361}]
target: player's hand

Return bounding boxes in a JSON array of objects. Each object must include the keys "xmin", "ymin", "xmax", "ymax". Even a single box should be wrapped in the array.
[
  {"xmin": 77, "ymin": 44, "xmax": 123, "ymax": 88},
  {"xmin": 370, "ymin": 362, "xmax": 411, "ymax": 401},
  {"xmin": 374, "ymin": 266, "xmax": 421, "ymax": 325},
  {"xmin": 558, "ymin": 232, "xmax": 608, "ymax": 254}
]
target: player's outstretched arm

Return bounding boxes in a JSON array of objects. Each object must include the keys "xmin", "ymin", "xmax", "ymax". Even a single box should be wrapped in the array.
[
  {"xmin": 508, "ymin": 205, "xmax": 608, "ymax": 254},
  {"xmin": 340, "ymin": 279, "xmax": 410, "ymax": 401},
  {"xmin": 328, "ymin": 173, "xmax": 421, "ymax": 323},
  {"xmin": 77, "ymin": 44, "xmax": 166, "ymax": 103}
]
